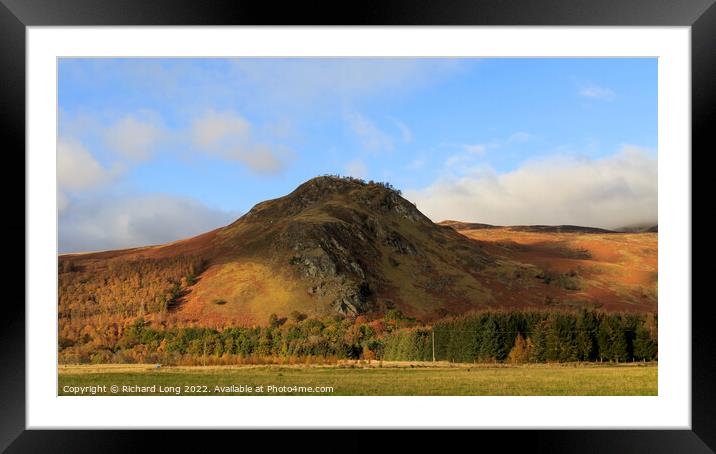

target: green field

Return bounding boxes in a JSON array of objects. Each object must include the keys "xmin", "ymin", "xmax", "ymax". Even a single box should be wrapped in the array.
[{"xmin": 58, "ymin": 362, "xmax": 657, "ymax": 396}]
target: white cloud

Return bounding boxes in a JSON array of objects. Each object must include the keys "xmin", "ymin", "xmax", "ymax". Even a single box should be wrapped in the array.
[
  {"xmin": 580, "ymin": 84, "xmax": 616, "ymax": 100},
  {"xmin": 59, "ymin": 193, "xmax": 239, "ymax": 253},
  {"xmin": 344, "ymin": 159, "xmax": 368, "ymax": 178},
  {"xmin": 57, "ymin": 137, "xmax": 118, "ymax": 191},
  {"xmin": 234, "ymin": 144, "xmax": 291, "ymax": 175},
  {"xmin": 346, "ymin": 112, "xmax": 394, "ymax": 152},
  {"xmin": 191, "ymin": 110, "xmax": 291, "ymax": 174},
  {"xmin": 405, "ymin": 145, "xmax": 657, "ymax": 229},
  {"xmin": 191, "ymin": 110, "xmax": 251, "ymax": 149},
  {"xmin": 104, "ymin": 115, "xmax": 164, "ymax": 161}
]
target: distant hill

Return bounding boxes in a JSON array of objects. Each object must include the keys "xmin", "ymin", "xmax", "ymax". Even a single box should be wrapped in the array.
[
  {"xmin": 507, "ymin": 225, "xmax": 616, "ymax": 234},
  {"xmin": 59, "ymin": 176, "xmax": 657, "ymax": 334},
  {"xmin": 615, "ymin": 224, "xmax": 658, "ymax": 233},
  {"xmin": 438, "ymin": 220, "xmax": 500, "ymax": 231},
  {"xmin": 438, "ymin": 220, "xmax": 615, "ymax": 234}
]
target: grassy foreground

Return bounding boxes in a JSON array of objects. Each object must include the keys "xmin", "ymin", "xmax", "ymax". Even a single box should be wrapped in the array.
[{"xmin": 58, "ymin": 362, "xmax": 657, "ymax": 396}]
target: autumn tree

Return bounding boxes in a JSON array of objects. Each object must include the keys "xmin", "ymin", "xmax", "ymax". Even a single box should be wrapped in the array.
[
  {"xmin": 362, "ymin": 344, "xmax": 375, "ymax": 363},
  {"xmin": 507, "ymin": 333, "xmax": 530, "ymax": 363}
]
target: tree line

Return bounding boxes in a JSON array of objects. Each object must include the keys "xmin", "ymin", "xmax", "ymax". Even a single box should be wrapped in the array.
[
  {"xmin": 59, "ymin": 309, "xmax": 656, "ymax": 365},
  {"xmin": 383, "ymin": 311, "xmax": 657, "ymax": 363}
]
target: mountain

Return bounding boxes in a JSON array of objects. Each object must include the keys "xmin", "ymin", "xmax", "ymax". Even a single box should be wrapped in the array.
[{"xmin": 58, "ymin": 176, "xmax": 657, "ymax": 331}]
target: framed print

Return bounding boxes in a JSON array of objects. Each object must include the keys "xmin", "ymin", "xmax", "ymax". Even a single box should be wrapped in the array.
[{"xmin": 5, "ymin": 0, "xmax": 712, "ymax": 450}]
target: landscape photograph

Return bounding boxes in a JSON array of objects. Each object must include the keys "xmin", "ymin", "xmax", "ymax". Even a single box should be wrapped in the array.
[{"xmin": 57, "ymin": 57, "xmax": 657, "ymax": 396}]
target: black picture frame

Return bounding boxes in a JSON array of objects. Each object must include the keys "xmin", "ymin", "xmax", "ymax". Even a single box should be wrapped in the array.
[{"xmin": 4, "ymin": 0, "xmax": 710, "ymax": 450}]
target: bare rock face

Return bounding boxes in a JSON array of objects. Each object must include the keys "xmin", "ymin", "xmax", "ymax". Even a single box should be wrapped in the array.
[
  {"xmin": 383, "ymin": 230, "xmax": 418, "ymax": 255},
  {"xmin": 282, "ymin": 220, "xmax": 377, "ymax": 314},
  {"xmin": 331, "ymin": 282, "xmax": 373, "ymax": 317}
]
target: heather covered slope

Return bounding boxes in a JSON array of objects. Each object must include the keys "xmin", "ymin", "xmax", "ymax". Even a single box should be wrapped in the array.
[{"xmin": 442, "ymin": 223, "xmax": 658, "ymax": 313}]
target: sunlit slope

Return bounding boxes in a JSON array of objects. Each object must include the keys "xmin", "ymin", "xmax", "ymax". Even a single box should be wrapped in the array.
[{"xmin": 442, "ymin": 223, "xmax": 657, "ymax": 312}]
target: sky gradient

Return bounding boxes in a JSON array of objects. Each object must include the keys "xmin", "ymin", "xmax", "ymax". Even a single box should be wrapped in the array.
[{"xmin": 58, "ymin": 58, "xmax": 657, "ymax": 253}]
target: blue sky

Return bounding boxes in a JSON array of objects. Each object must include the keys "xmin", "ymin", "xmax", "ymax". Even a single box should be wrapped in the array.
[{"xmin": 58, "ymin": 58, "xmax": 657, "ymax": 253}]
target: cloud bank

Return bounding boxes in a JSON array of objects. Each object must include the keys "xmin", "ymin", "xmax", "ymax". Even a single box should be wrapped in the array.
[
  {"xmin": 405, "ymin": 146, "xmax": 657, "ymax": 229},
  {"xmin": 59, "ymin": 194, "xmax": 238, "ymax": 253},
  {"xmin": 57, "ymin": 137, "xmax": 123, "ymax": 214},
  {"xmin": 57, "ymin": 137, "xmax": 117, "ymax": 191}
]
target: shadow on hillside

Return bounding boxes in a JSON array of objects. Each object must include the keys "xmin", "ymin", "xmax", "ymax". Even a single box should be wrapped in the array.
[{"xmin": 166, "ymin": 275, "xmax": 204, "ymax": 312}]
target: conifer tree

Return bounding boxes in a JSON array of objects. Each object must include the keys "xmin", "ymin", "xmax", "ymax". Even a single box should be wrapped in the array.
[
  {"xmin": 597, "ymin": 320, "xmax": 611, "ymax": 362},
  {"xmin": 633, "ymin": 325, "xmax": 657, "ymax": 361},
  {"xmin": 576, "ymin": 310, "xmax": 598, "ymax": 361},
  {"xmin": 605, "ymin": 315, "xmax": 629, "ymax": 362},
  {"xmin": 529, "ymin": 320, "xmax": 549, "ymax": 363},
  {"xmin": 479, "ymin": 317, "xmax": 506, "ymax": 362}
]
